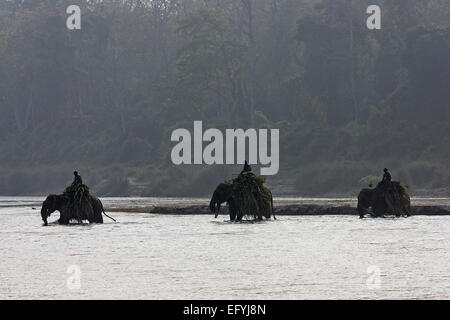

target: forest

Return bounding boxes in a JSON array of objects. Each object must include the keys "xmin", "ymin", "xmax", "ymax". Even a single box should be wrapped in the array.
[{"xmin": 0, "ymin": 0, "xmax": 449, "ymax": 197}]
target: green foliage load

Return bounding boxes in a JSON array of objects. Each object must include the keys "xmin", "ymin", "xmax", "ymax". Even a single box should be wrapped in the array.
[
  {"xmin": 63, "ymin": 183, "xmax": 90, "ymax": 198},
  {"xmin": 395, "ymin": 182, "xmax": 408, "ymax": 196},
  {"xmin": 229, "ymin": 172, "xmax": 272, "ymax": 220},
  {"xmin": 390, "ymin": 181, "xmax": 410, "ymax": 214},
  {"xmin": 376, "ymin": 181, "xmax": 411, "ymax": 216},
  {"xmin": 62, "ymin": 183, "xmax": 93, "ymax": 222}
]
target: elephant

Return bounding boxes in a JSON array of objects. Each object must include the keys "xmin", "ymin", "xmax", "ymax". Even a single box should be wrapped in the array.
[
  {"xmin": 209, "ymin": 182, "xmax": 275, "ymax": 221},
  {"xmin": 41, "ymin": 194, "xmax": 115, "ymax": 226},
  {"xmin": 357, "ymin": 181, "xmax": 411, "ymax": 218}
]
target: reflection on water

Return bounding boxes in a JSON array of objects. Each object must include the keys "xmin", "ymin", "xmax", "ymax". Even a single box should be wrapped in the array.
[{"xmin": 0, "ymin": 197, "xmax": 449, "ymax": 299}]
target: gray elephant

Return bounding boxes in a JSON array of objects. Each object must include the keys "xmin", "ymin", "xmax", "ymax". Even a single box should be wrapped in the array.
[
  {"xmin": 209, "ymin": 174, "xmax": 275, "ymax": 221},
  {"xmin": 357, "ymin": 181, "xmax": 411, "ymax": 218},
  {"xmin": 41, "ymin": 194, "xmax": 115, "ymax": 225}
]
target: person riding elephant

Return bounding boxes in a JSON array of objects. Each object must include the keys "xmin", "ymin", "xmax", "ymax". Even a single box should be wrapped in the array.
[
  {"xmin": 376, "ymin": 168, "xmax": 392, "ymax": 190},
  {"xmin": 241, "ymin": 160, "xmax": 252, "ymax": 174},
  {"xmin": 382, "ymin": 168, "xmax": 391, "ymax": 183},
  {"xmin": 72, "ymin": 171, "xmax": 83, "ymax": 187},
  {"xmin": 41, "ymin": 193, "xmax": 116, "ymax": 225}
]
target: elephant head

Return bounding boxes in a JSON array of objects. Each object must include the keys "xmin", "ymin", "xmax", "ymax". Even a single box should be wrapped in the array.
[
  {"xmin": 209, "ymin": 183, "xmax": 233, "ymax": 218},
  {"xmin": 357, "ymin": 188, "xmax": 376, "ymax": 218},
  {"xmin": 41, "ymin": 194, "xmax": 62, "ymax": 226}
]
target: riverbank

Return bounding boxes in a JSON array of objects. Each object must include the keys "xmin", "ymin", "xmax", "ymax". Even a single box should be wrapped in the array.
[
  {"xmin": 2, "ymin": 197, "xmax": 449, "ymax": 216},
  {"xmin": 103, "ymin": 198, "xmax": 450, "ymax": 216}
]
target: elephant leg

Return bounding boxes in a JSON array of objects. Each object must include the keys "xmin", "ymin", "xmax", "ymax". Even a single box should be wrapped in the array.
[
  {"xmin": 372, "ymin": 195, "xmax": 387, "ymax": 217},
  {"xmin": 214, "ymin": 203, "xmax": 221, "ymax": 218},
  {"xmin": 96, "ymin": 210, "xmax": 103, "ymax": 223},
  {"xmin": 371, "ymin": 206, "xmax": 380, "ymax": 217},
  {"xmin": 57, "ymin": 208, "xmax": 69, "ymax": 224},
  {"xmin": 89, "ymin": 210, "xmax": 103, "ymax": 224},
  {"xmin": 358, "ymin": 190, "xmax": 373, "ymax": 218},
  {"xmin": 58, "ymin": 217, "xmax": 69, "ymax": 225},
  {"xmin": 96, "ymin": 199, "xmax": 105, "ymax": 223},
  {"xmin": 358, "ymin": 207, "xmax": 368, "ymax": 218}
]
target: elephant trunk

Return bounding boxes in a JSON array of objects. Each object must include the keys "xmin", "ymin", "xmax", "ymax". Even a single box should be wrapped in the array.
[
  {"xmin": 41, "ymin": 207, "xmax": 48, "ymax": 226},
  {"xmin": 209, "ymin": 195, "xmax": 222, "ymax": 218},
  {"xmin": 209, "ymin": 197, "xmax": 216, "ymax": 213}
]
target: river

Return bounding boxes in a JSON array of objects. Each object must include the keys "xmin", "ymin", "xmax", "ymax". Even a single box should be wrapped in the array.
[{"xmin": 0, "ymin": 197, "xmax": 449, "ymax": 299}]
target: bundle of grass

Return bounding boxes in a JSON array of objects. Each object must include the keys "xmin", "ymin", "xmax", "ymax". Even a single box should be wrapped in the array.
[
  {"xmin": 63, "ymin": 183, "xmax": 90, "ymax": 197},
  {"xmin": 62, "ymin": 183, "xmax": 94, "ymax": 222},
  {"xmin": 229, "ymin": 173, "xmax": 273, "ymax": 220},
  {"xmin": 384, "ymin": 181, "xmax": 411, "ymax": 216},
  {"xmin": 210, "ymin": 172, "xmax": 274, "ymax": 221}
]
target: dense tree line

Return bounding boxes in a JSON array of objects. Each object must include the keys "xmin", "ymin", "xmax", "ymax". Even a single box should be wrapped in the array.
[{"xmin": 0, "ymin": 0, "xmax": 449, "ymax": 197}]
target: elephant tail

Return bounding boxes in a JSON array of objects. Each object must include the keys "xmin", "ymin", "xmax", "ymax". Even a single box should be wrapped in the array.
[{"xmin": 101, "ymin": 203, "xmax": 117, "ymax": 222}]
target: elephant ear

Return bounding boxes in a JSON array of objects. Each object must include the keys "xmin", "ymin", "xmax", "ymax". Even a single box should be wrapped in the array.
[
  {"xmin": 218, "ymin": 183, "xmax": 233, "ymax": 203},
  {"xmin": 49, "ymin": 194, "xmax": 61, "ymax": 210},
  {"xmin": 51, "ymin": 195, "xmax": 57, "ymax": 208}
]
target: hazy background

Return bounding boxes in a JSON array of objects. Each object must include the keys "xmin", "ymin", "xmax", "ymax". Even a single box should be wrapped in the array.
[{"xmin": 0, "ymin": 0, "xmax": 449, "ymax": 197}]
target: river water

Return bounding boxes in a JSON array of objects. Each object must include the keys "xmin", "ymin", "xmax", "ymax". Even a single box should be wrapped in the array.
[{"xmin": 0, "ymin": 197, "xmax": 449, "ymax": 299}]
